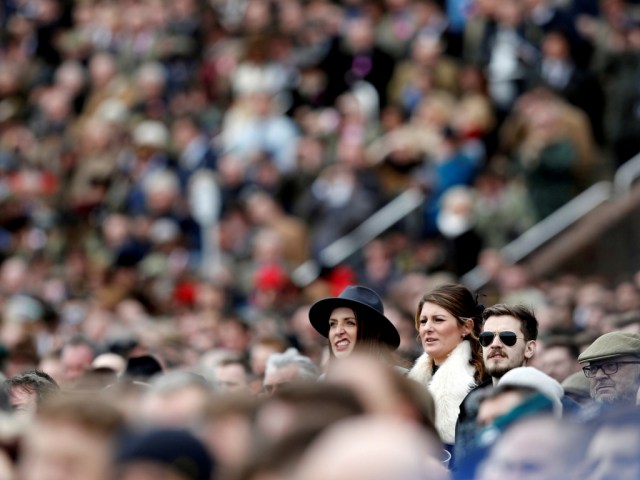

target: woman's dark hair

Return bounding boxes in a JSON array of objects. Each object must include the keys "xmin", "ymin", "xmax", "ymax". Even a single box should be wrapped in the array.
[{"xmin": 414, "ymin": 283, "xmax": 485, "ymax": 382}]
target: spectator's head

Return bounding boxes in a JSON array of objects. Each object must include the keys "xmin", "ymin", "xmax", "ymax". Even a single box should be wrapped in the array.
[
  {"xmin": 0, "ymin": 257, "xmax": 28, "ymax": 296},
  {"xmin": 249, "ymin": 335, "xmax": 289, "ymax": 379},
  {"xmin": 255, "ymin": 381, "xmax": 365, "ymax": 444},
  {"xmin": 37, "ymin": 351, "xmax": 64, "ymax": 386},
  {"xmin": 580, "ymin": 407, "xmax": 640, "ymax": 480},
  {"xmin": 309, "ymin": 285, "xmax": 401, "ymax": 361},
  {"xmin": 539, "ymin": 335, "xmax": 581, "ymax": 383},
  {"xmin": 436, "ymin": 186, "xmax": 475, "ymax": 240},
  {"xmin": 60, "ymin": 335, "xmax": 96, "ymax": 386},
  {"xmin": 133, "ymin": 62, "xmax": 167, "ymax": 101},
  {"xmin": 612, "ymin": 310, "xmax": 640, "ymax": 334},
  {"xmin": 217, "ymin": 316, "xmax": 253, "ymax": 354},
  {"xmin": 18, "ymin": 394, "xmax": 125, "ymax": 480},
  {"xmin": 561, "ymin": 371, "xmax": 592, "ymax": 406},
  {"xmin": 293, "ymin": 415, "xmax": 447, "ymax": 480},
  {"xmin": 138, "ymin": 371, "xmax": 214, "ymax": 427},
  {"xmin": 578, "ymin": 331, "xmax": 640, "ymax": 404},
  {"xmin": 87, "ymin": 51, "xmax": 117, "ymax": 89},
  {"xmin": 201, "ymin": 393, "xmax": 261, "ymax": 478},
  {"xmin": 246, "ymin": 372, "xmax": 416, "ymax": 480},
  {"xmin": 262, "ymin": 348, "xmax": 320, "ymax": 395},
  {"xmin": 101, "ymin": 213, "xmax": 131, "ymax": 249},
  {"xmin": 171, "ymin": 114, "xmax": 203, "ymax": 152},
  {"xmin": 384, "ymin": 305, "xmax": 422, "ymax": 361},
  {"xmin": 494, "ymin": 0, "xmax": 524, "ymax": 27},
  {"xmin": 326, "ymin": 353, "xmax": 438, "ymax": 439},
  {"xmin": 251, "ymin": 233, "xmax": 286, "ymax": 272},
  {"xmin": 6, "ymin": 370, "xmax": 60, "ymax": 417},
  {"xmin": 614, "ymin": 281, "xmax": 640, "ymax": 313},
  {"xmin": 92, "ymin": 352, "xmax": 127, "ymax": 376},
  {"xmin": 414, "ymin": 283, "xmax": 485, "ymax": 380},
  {"xmin": 142, "ymin": 169, "xmax": 180, "ymax": 215},
  {"xmin": 115, "ymin": 427, "xmax": 215, "ymax": 480},
  {"xmin": 3, "ymin": 334, "xmax": 40, "ymax": 378},
  {"xmin": 54, "ymin": 59, "xmax": 86, "ymax": 97},
  {"xmin": 212, "ymin": 357, "xmax": 252, "ymax": 394},
  {"xmin": 477, "ymin": 386, "xmax": 532, "ymax": 429},
  {"xmin": 122, "ymin": 355, "xmax": 164, "ymax": 383},
  {"xmin": 476, "ymin": 367, "xmax": 564, "ymax": 436},
  {"xmin": 496, "ymin": 366, "xmax": 564, "ymax": 417},
  {"xmin": 541, "ymin": 29, "xmax": 572, "ymax": 62},
  {"xmin": 476, "ymin": 415, "xmax": 587, "ymax": 480},
  {"xmin": 481, "ymin": 304, "xmax": 538, "ymax": 382},
  {"xmin": 344, "ymin": 16, "xmax": 375, "ymax": 54},
  {"xmin": 236, "ymin": 418, "xmax": 330, "ymax": 480}
]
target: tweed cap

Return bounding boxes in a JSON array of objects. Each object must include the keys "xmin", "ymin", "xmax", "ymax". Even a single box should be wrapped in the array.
[
  {"xmin": 577, "ymin": 331, "xmax": 640, "ymax": 364},
  {"xmin": 561, "ymin": 371, "xmax": 590, "ymax": 396}
]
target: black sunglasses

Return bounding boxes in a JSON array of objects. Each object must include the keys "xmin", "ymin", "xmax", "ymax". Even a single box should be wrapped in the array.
[{"xmin": 479, "ymin": 331, "xmax": 523, "ymax": 347}]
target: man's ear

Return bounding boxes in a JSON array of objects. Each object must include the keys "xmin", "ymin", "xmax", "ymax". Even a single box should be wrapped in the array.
[{"xmin": 524, "ymin": 340, "xmax": 537, "ymax": 360}]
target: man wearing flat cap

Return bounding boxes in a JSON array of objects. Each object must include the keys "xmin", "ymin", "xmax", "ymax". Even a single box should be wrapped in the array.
[{"xmin": 578, "ymin": 331, "xmax": 640, "ymax": 405}]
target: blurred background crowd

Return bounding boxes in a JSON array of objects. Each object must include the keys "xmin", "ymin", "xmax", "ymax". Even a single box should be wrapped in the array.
[{"xmin": 0, "ymin": 0, "xmax": 640, "ymax": 478}]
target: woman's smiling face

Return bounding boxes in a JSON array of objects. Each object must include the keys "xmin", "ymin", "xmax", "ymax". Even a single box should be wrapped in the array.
[
  {"xmin": 328, "ymin": 307, "xmax": 358, "ymax": 358},
  {"xmin": 418, "ymin": 302, "xmax": 468, "ymax": 365}
]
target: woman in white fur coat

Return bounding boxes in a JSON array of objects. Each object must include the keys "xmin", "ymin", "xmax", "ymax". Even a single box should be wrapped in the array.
[{"xmin": 408, "ymin": 283, "xmax": 486, "ymax": 448}]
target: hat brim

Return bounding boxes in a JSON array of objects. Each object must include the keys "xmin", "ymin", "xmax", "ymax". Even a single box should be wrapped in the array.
[
  {"xmin": 309, "ymin": 297, "xmax": 400, "ymax": 350},
  {"xmin": 579, "ymin": 352, "xmax": 639, "ymax": 364}
]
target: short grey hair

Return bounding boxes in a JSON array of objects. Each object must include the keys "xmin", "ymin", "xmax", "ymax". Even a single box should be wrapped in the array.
[
  {"xmin": 264, "ymin": 348, "xmax": 320, "ymax": 381},
  {"xmin": 147, "ymin": 370, "xmax": 216, "ymax": 395}
]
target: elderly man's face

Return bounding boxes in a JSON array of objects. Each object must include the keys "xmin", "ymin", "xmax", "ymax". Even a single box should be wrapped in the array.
[
  {"xmin": 262, "ymin": 364, "xmax": 300, "ymax": 395},
  {"xmin": 586, "ymin": 355, "xmax": 640, "ymax": 404}
]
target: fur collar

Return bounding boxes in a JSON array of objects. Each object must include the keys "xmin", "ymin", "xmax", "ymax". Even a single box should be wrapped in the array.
[{"xmin": 408, "ymin": 340, "xmax": 477, "ymax": 445}]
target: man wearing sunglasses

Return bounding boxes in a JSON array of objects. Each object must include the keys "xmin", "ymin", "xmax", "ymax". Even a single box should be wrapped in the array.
[
  {"xmin": 577, "ymin": 331, "xmax": 640, "ymax": 405},
  {"xmin": 480, "ymin": 304, "xmax": 538, "ymax": 385},
  {"xmin": 454, "ymin": 304, "xmax": 538, "ymax": 474}
]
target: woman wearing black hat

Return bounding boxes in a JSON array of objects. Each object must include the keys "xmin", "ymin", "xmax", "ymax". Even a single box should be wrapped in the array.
[
  {"xmin": 308, "ymin": 285, "xmax": 402, "ymax": 365},
  {"xmin": 407, "ymin": 283, "xmax": 485, "ymax": 447}
]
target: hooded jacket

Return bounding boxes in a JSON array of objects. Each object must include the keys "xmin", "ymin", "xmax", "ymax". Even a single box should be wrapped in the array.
[{"xmin": 408, "ymin": 340, "xmax": 477, "ymax": 445}]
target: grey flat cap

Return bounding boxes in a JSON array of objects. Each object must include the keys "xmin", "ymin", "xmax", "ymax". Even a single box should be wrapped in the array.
[{"xmin": 578, "ymin": 331, "xmax": 640, "ymax": 364}]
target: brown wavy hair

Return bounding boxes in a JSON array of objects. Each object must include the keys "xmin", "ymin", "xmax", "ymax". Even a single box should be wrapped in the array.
[{"xmin": 414, "ymin": 283, "xmax": 486, "ymax": 383}]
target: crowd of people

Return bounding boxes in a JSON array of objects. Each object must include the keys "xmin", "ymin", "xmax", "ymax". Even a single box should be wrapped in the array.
[
  {"xmin": 1, "ymin": 279, "xmax": 639, "ymax": 480},
  {"xmin": 1, "ymin": 0, "xmax": 640, "ymax": 479}
]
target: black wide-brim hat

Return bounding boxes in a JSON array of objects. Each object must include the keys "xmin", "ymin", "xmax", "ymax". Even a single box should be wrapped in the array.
[{"xmin": 309, "ymin": 285, "xmax": 400, "ymax": 350}]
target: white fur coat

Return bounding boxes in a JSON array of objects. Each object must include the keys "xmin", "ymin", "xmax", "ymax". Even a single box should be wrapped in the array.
[{"xmin": 408, "ymin": 340, "xmax": 477, "ymax": 445}]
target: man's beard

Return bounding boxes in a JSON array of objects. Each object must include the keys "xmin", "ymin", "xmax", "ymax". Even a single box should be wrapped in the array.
[
  {"xmin": 595, "ymin": 387, "xmax": 636, "ymax": 405},
  {"xmin": 487, "ymin": 365, "xmax": 512, "ymax": 379},
  {"xmin": 485, "ymin": 349, "xmax": 514, "ymax": 379}
]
